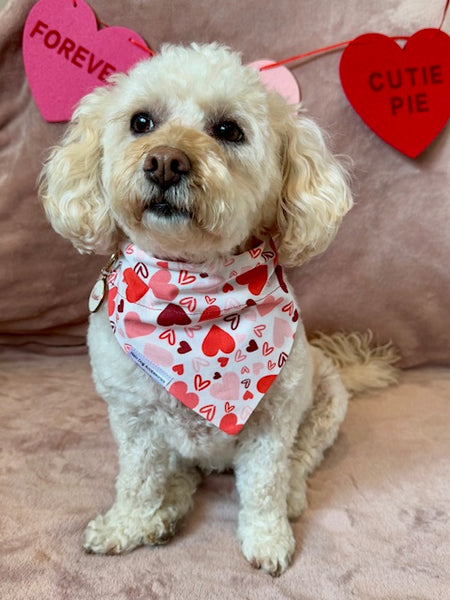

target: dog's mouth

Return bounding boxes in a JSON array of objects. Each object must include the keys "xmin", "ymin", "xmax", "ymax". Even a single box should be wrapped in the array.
[{"xmin": 143, "ymin": 196, "xmax": 193, "ymax": 220}]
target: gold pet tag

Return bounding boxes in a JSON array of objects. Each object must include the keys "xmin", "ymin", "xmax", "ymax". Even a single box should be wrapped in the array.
[
  {"xmin": 88, "ymin": 253, "xmax": 119, "ymax": 313},
  {"xmin": 89, "ymin": 278, "xmax": 107, "ymax": 313}
]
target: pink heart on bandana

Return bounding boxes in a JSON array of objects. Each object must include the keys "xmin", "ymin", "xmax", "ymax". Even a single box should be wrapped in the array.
[
  {"xmin": 210, "ymin": 372, "xmax": 240, "ymax": 401},
  {"xmin": 143, "ymin": 343, "xmax": 173, "ymax": 367},
  {"xmin": 149, "ymin": 270, "xmax": 179, "ymax": 301},
  {"xmin": 256, "ymin": 295, "xmax": 283, "ymax": 317},
  {"xmin": 124, "ymin": 311, "xmax": 156, "ymax": 338},
  {"xmin": 23, "ymin": 0, "xmax": 150, "ymax": 122},
  {"xmin": 273, "ymin": 317, "xmax": 293, "ymax": 348}
]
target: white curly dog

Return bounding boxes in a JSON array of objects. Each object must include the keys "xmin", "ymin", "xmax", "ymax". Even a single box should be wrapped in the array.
[{"xmin": 41, "ymin": 43, "xmax": 396, "ymax": 576}]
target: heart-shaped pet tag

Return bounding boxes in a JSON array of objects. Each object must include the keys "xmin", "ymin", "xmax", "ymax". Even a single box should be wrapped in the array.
[
  {"xmin": 249, "ymin": 60, "xmax": 300, "ymax": 104},
  {"xmin": 339, "ymin": 29, "xmax": 450, "ymax": 157},
  {"xmin": 23, "ymin": 0, "xmax": 151, "ymax": 122}
]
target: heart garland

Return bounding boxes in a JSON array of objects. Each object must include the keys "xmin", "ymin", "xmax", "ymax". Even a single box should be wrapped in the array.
[
  {"xmin": 22, "ymin": 0, "xmax": 449, "ymax": 157},
  {"xmin": 22, "ymin": 0, "xmax": 299, "ymax": 122}
]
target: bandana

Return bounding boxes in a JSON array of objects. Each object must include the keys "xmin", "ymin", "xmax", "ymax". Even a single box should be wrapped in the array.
[{"xmin": 106, "ymin": 238, "xmax": 299, "ymax": 435}]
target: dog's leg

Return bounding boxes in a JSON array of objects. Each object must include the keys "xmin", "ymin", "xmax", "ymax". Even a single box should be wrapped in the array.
[
  {"xmin": 287, "ymin": 347, "xmax": 349, "ymax": 519},
  {"xmin": 234, "ymin": 432, "xmax": 295, "ymax": 577},
  {"xmin": 84, "ymin": 408, "xmax": 200, "ymax": 554}
]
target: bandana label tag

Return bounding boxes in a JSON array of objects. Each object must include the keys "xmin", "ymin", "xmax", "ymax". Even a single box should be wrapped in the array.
[{"xmin": 128, "ymin": 346, "xmax": 174, "ymax": 388}]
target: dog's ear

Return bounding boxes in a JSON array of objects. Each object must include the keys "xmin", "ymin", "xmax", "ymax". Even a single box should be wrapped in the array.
[
  {"xmin": 276, "ymin": 113, "xmax": 352, "ymax": 267},
  {"xmin": 40, "ymin": 86, "xmax": 118, "ymax": 254}
]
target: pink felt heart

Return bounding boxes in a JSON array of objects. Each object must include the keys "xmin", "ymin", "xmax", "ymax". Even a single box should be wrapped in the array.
[
  {"xmin": 23, "ymin": 0, "xmax": 150, "ymax": 122},
  {"xmin": 339, "ymin": 29, "xmax": 450, "ymax": 158},
  {"xmin": 249, "ymin": 60, "xmax": 300, "ymax": 104}
]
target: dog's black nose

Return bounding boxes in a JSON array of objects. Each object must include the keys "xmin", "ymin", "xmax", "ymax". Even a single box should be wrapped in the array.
[{"xmin": 144, "ymin": 146, "xmax": 191, "ymax": 189}]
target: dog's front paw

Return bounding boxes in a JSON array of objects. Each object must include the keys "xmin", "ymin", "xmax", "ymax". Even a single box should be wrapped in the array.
[
  {"xmin": 239, "ymin": 517, "xmax": 296, "ymax": 576},
  {"xmin": 83, "ymin": 507, "xmax": 177, "ymax": 555},
  {"xmin": 84, "ymin": 512, "xmax": 140, "ymax": 555}
]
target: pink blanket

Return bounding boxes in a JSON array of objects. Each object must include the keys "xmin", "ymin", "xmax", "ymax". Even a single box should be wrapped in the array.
[{"xmin": 1, "ymin": 350, "xmax": 449, "ymax": 599}]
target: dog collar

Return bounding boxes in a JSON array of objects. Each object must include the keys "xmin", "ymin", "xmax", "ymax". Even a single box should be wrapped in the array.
[{"xmin": 106, "ymin": 238, "xmax": 299, "ymax": 435}]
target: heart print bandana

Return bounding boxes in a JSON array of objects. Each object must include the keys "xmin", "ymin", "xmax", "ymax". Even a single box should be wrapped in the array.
[{"xmin": 107, "ymin": 238, "xmax": 299, "ymax": 435}]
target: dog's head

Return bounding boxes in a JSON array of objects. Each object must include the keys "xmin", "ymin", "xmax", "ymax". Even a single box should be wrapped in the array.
[{"xmin": 40, "ymin": 43, "xmax": 352, "ymax": 266}]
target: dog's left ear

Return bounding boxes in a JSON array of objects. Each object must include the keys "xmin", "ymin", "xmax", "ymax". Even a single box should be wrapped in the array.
[{"xmin": 276, "ymin": 113, "xmax": 353, "ymax": 267}]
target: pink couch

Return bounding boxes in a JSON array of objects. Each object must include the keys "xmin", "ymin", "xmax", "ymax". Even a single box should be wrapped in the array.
[{"xmin": 1, "ymin": 1, "xmax": 449, "ymax": 598}]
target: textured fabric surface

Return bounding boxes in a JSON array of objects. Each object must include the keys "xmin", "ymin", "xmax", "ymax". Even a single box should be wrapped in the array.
[
  {"xmin": 0, "ymin": 0, "xmax": 449, "ymax": 364},
  {"xmin": 1, "ymin": 350, "xmax": 449, "ymax": 599}
]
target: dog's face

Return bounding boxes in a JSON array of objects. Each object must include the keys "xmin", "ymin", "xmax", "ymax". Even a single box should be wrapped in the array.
[{"xmin": 41, "ymin": 43, "xmax": 352, "ymax": 266}]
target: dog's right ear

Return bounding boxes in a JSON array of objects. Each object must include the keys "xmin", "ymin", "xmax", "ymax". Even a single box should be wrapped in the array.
[{"xmin": 40, "ymin": 86, "xmax": 118, "ymax": 254}]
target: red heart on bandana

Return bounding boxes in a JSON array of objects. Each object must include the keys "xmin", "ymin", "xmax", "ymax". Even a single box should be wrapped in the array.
[
  {"xmin": 257, "ymin": 374, "xmax": 277, "ymax": 394},
  {"xmin": 199, "ymin": 305, "xmax": 221, "ymax": 322},
  {"xmin": 194, "ymin": 374, "xmax": 211, "ymax": 391},
  {"xmin": 123, "ymin": 268, "xmax": 149, "ymax": 302},
  {"xmin": 339, "ymin": 29, "xmax": 450, "ymax": 157},
  {"xmin": 236, "ymin": 265, "xmax": 268, "ymax": 295},
  {"xmin": 22, "ymin": 0, "xmax": 150, "ymax": 122},
  {"xmin": 169, "ymin": 381, "xmax": 199, "ymax": 409},
  {"xmin": 107, "ymin": 286, "xmax": 118, "ymax": 316},
  {"xmin": 157, "ymin": 303, "xmax": 192, "ymax": 326},
  {"xmin": 202, "ymin": 325, "xmax": 236, "ymax": 357},
  {"xmin": 177, "ymin": 341, "xmax": 192, "ymax": 354},
  {"xmin": 199, "ymin": 404, "xmax": 216, "ymax": 422},
  {"xmin": 219, "ymin": 413, "xmax": 243, "ymax": 435}
]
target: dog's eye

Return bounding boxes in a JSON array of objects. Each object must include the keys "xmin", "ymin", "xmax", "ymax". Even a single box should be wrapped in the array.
[
  {"xmin": 130, "ymin": 113, "xmax": 155, "ymax": 134},
  {"xmin": 211, "ymin": 120, "xmax": 245, "ymax": 144}
]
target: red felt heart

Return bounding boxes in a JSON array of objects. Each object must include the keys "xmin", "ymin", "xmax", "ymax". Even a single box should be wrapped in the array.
[
  {"xmin": 340, "ymin": 29, "xmax": 450, "ymax": 157},
  {"xmin": 23, "ymin": 0, "xmax": 149, "ymax": 122}
]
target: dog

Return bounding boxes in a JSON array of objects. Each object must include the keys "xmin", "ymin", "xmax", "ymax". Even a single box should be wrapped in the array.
[{"xmin": 40, "ymin": 43, "xmax": 394, "ymax": 576}]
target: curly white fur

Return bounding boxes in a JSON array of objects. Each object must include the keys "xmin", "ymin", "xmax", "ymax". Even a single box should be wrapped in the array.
[{"xmin": 41, "ymin": 43, "xmax": 356, "ymax": 576}]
